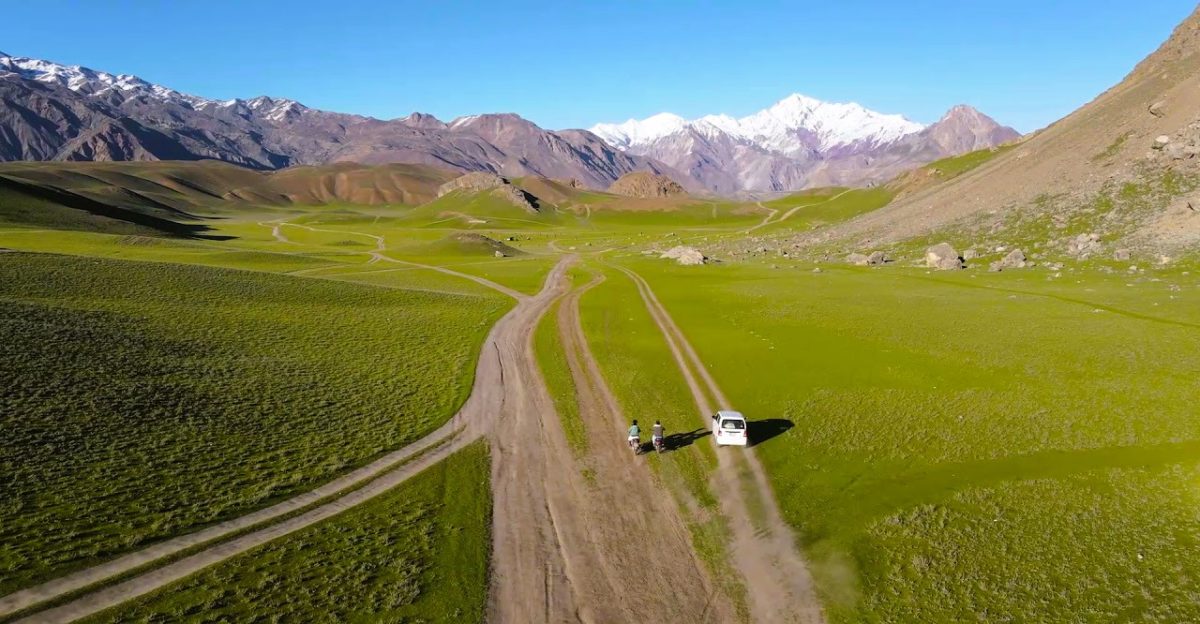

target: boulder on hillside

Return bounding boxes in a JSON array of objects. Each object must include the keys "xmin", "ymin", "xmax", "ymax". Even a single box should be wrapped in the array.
[
  {"xmin": 609, "ymin": 172, "xmax": 686, "ymax": 198},
  {"xmin": 437, "ymin": 171, "xmax": 540, "ymax": 213},
  {"xmin": 989, "ymin": 248, "xmax": 1027, "ymax": 271},
  {"xmin": 490, "ymin": 185, "xmax": 539, "ymax": 213},
  {"xmin": 660, "ymin": 246, "xmax": 707, "ymax": 266},
  {"xmin": 867, "ymin": 251, "xmax": 890, "ymax": 266},
  {"xmin": 1114, "ymin": 248, "xmax": 1132, "ymax": 261},
  {"xmin": 437, "ymin": 171, "xmax": 507, "ymax": 197},
  {"xmin": 846, "ymin": 253, "xmax": 870, "ymax": 266},
  {"xmin": 925, "ymin": 242, "xmax": 963, "ymax": 270}
]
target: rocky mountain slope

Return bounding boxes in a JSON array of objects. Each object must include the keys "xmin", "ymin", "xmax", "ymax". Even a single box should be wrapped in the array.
[
  {"xmin": 0, "ymin": 51, "xmax": 682, "ymax": 191},
  {"xmin": 805, "ymin": 5, "xmax": 1200, "ymax": 259},
  {"xmin": 591, "ymin": 95, "xmax": 1019, "ymax": 193}
]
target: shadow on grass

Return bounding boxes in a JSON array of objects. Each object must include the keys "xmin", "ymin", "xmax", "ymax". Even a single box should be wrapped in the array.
[
  {"xmin": 0, "ymin": 176, "xmax": 235, "ymax": 240},
  {"xmin": 662, "ymin": 428, "xmax": 712, "ymax": 452},
  {"xmin": 748, "ymin": 418, "xmax": 794, "ymax": 447}
]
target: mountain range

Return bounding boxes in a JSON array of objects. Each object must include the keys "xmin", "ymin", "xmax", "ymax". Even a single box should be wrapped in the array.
[
  {"xmin": 0, "ymin": 50, "xmax": 1018, "ymax": 195},
  {"xmin": 592, "ymin": 96, "xmax": 1020, "ymax": 193}
]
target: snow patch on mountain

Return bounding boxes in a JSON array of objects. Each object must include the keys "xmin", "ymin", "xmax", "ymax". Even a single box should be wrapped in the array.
[{"xmin": 591, "ymin": 93, "xmax": 926, "ymax": 155}]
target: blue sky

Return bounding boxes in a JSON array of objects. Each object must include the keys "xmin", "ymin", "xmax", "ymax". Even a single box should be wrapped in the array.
[{"xmin": 2, "ymin": 1, "xmax": 1195, "ymax": 132}]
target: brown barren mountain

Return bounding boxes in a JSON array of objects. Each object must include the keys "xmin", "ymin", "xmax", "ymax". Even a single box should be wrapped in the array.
[{"xmin": 0, "ymin": 52, "xmax": 691, "ymax": 192}]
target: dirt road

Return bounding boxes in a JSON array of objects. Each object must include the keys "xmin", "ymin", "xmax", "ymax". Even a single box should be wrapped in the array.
[
  {"xmin": 491, "ymin": 273, "xmax": 731, "ymax": 622},
  {"xmin": 616, "ymin": 265, "xmax": 826, "ymax": 624}
]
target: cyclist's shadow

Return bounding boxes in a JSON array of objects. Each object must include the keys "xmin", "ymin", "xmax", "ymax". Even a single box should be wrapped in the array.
[{"xmin": 661, "ymin": 428, "xmax": 712, "ymax": 452}]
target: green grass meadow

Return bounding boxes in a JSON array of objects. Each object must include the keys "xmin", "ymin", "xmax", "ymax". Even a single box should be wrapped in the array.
[
  {"xmin": 0, "ymin": 251, "xmax": 507, "ymax": 593},
  {"xmin": 85, "ymin": 442, "xmax": 493, "ymax": 624},
  {"xmin": 618, "ymin": 257, "xmax": 1200, "ymax": 622}
]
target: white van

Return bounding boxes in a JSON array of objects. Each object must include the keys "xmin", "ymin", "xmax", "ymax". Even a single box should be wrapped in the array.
[{"xmin": 712, "ymin": 410, "xmax": 748, "ymax": 446}]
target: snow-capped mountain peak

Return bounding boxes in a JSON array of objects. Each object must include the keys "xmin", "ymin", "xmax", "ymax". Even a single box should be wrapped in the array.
[
  {"xmin": 590, "ymin": 93, "xmax": 927, "ymax": 156},
  {"xmin": 0, "ymin": 51, "xmax": 308, "ymax": 122},
  {"xmin": 590, "ymin": 112, "xmax": 688, "ymax": 149}
]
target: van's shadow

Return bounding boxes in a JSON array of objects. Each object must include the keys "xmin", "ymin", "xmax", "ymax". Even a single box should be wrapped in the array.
[
  {"xmin": 662, "ymin": 428, "xmax": 711, "ymax": 452},
  {"xmin": 747, "ymin": 418, "xmax": 794, "ymax": 447}
]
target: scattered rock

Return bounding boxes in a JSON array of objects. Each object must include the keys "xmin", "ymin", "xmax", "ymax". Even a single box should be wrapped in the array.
[
  {"xmin": 1149, "ymin": 100, "xmax": 1167, "ymax": 118},
  {"xmin": 1067, "ymin": 232, "xmax": 1102, "ymax": 258},
  {"xmin": 1114, "ymin": 248, "xmax": 1131, "ymax": 261},
  {"xmin": 846, "ymin": 253, "xmax": 870, "ymax": 266},
  {"xmin": 494, "ymin": 250, "xmax": 506, "ymax": 258},
  {"xmin": 812, "ymin": 267, "xmax": 822, "ymax": 274},
  {"xmin": 925, "ymin": 242, "xmax": 963, "ymax": 270},
  {"xmin": 867, "ymin": 251, "xmax": 890, "ymax": 266},
  {"xmin": 963, "ymin": 248, "xmax": 978, "ymax": 261},
  {"xmin": 989, "ymin": 248, "xmax": 1027, "ymax": 272},
  {"xmin": 660, "ymin": 246, "xmax": 707, "ymax": 266},
  {"xmin": 1153, "ymin": 135, "xmax": 1172, "ymax": 150}
]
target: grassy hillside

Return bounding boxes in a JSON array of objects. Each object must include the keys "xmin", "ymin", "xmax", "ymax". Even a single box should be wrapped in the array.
[
  {"xmin": 86, "ymin": 442, "xmax": 493, "ymax": 623},
  {"xmin": 0, "ymin": 252, "xmax": 507, "ymax": 593},
  {"xmin": 619, "ymin": 257, "xmax": 1200, "ymax": 622}
]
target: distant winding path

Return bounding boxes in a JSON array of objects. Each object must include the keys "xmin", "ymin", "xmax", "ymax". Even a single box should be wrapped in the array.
[{"xmin": 745, "ymin": 189, "xmax": 852, "ymax": 233}]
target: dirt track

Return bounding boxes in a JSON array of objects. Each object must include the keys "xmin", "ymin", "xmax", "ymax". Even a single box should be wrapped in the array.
[
  {"xmin": 490, "ymin": 273, "xmax": 731, "ymax": 622},
  {"xmin": 616, "ymin": 265, "xmax": 826, "ymax": 624}
]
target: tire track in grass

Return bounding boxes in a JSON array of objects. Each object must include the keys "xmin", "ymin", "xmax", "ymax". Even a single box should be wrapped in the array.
[
  {"xmin": 544, "ymin": 271, "xmax": 731, "ymax": 622},
  {"xmin": 614, "ymin": 264, "xmax": 827, "ymax": 624}
]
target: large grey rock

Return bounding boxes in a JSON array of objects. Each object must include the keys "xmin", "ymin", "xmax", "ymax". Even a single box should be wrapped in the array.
[
  {"xmin": 867, "ymin": 251, "xmax": 890, "ymax": 266},
  {"xmin": 1114, "ymin": 248, "xmax": 1132, "ymax": 261},
  {"xmin": 989, "ymin": 248, "xmax": 1027, "ymax": 271},
  {"xmin": 660, "ymin": 246, "xmax": 707, "ymax": 266},
  {"xmin": 925, "ymin": 242, "xmax": 963, "ymax": 270}
]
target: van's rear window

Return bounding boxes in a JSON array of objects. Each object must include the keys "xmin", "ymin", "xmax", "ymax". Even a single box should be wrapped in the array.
[{"xmin": 721, "ymin": 420, "xmax": 745, "ymax": 430}]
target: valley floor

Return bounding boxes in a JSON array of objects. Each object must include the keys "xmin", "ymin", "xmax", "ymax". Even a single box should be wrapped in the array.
[{"xmin": 3, "ymin": 192, "xmax": 1200, "ymax": 623}]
